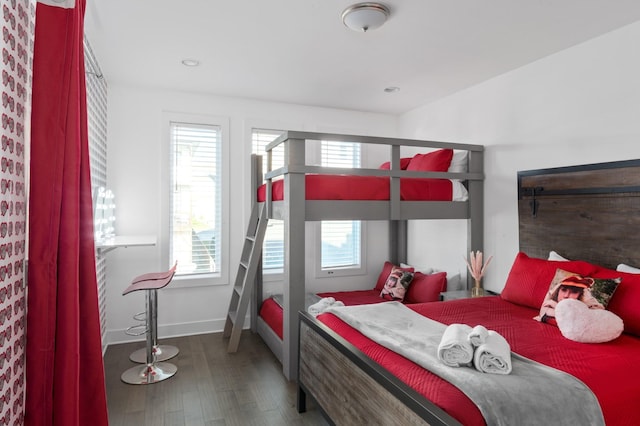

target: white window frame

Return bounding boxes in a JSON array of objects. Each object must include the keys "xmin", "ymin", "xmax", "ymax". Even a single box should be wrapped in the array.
[
  {"xmin": 314, "ymin": 139, "xmax": 367, "ymax": 278},
  {"xmin": 250, "ymin": 128, "xmax": 286, "ymax": 279},
  {"xmin": 161, "ymin": 112, "xmax": 230, "ymax": 288}
]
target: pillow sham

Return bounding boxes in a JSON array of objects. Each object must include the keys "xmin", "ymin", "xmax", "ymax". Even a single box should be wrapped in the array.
[
  {"xmin": 616, "ymin": 263, "xmax": 640, "ymax": 274},
  {"xmin": 406, "ymin": 149, "xmax": 454, "ymax": 172},
  {"xmin": 380, "ymin": 267, "xmax": 414, "ymax": 301},
  {"xmin": 378, "ymin": 157, "xmax": 412, "ymax": 170},
  {"xmin": 548, "ymin": 251, "xmax": 569, "ymax": 261},
  {"xmin": 534, "ymin": 269, "xmax": 620, "ymax": 324},
  {"xmin": 448, "ymin": 150, "xmax": 468, "ymax": 173},
  {"xmin": 500, "ymin": 252, "xmax": 599, "ymax": 309},
  {"xmin": 374, "ymin": 261, "xmax": 414, "ymax": 291},
  {"xmin": 592, "ymin": 267, "xmax": 640, "ymax": 337},
  {"xmin": 404, "ymin": 271, "xmax": 447, "ymax": 303}
]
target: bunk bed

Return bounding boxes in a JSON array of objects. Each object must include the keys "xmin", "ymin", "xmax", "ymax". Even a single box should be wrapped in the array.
[
  {"xmin": 249, "ymin": 131, "xmax": 485, "ymax": 380},
  {"xmin": 297, "ymin": 158, "xmax": 640, "ymax": 425}
]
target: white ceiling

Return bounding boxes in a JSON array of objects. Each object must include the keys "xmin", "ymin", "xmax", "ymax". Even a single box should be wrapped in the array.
[{"xmin": 84, "ymin": 1, "xmax": 640, "ymax": 115}]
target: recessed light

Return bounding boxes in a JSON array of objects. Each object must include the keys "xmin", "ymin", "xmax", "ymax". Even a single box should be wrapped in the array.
[
  {"xmin": 181, "ymin": 59, "xmax": 200, "ymax": 67},
  {"xmin": 384, "ymin": 86, "xmax": 400, "ymax": 93}
]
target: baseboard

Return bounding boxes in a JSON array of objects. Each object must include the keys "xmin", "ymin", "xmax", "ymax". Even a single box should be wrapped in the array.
[{"xmin": 104, "ymin": 317, "xmax": 234, "ymax": 347}]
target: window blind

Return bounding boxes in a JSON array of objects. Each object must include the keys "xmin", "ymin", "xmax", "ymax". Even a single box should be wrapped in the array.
[
  {"xmin": 321, "ymin": 140, "xmax": 361, "ymax": 269},
  {"xmin": 252, "ymin": 129, "xmax": 285, "ymax": 271},
  {"xmin": 170, "ymin": 123, "xmax": 222, "ymax": 276}
]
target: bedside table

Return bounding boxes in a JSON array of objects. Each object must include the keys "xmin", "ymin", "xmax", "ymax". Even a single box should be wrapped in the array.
[{"xmin": 439, "ymin": 289, "xmax": 498, "ymax": 301}]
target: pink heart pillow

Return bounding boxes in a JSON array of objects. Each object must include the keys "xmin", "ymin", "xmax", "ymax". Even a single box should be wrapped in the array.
[{"xmin": 555, "ymin": 299, "xmax": 623, "ymax": 343}]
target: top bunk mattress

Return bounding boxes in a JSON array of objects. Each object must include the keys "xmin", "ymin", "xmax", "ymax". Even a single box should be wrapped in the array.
[{"xmin": 257, "ymin": 176, "xmax": 468, "ymax": 202}]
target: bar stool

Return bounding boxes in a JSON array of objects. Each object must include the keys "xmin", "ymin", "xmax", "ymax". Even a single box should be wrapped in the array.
[
  {"xmin": 121, "ymin": 262, "xmax": 178, "ymax": 385},
  {"xmin": 126, "ymin": 263, "xmax": 180, "ymax": 364}
]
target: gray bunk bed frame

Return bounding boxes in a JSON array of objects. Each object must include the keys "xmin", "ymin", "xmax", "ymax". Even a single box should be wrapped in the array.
[{"xmin": 249, "ymin": 131, "xmax": 484, "ymax": 381}]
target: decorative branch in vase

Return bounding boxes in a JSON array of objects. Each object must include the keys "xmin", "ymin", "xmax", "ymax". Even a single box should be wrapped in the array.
[{"xmin": 464, "ymin": 251, "xmax": 493, "ymax": 297}]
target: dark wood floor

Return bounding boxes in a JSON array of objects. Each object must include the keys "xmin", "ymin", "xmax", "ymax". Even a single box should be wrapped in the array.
[{"xmin": 103, "ymin": 331, "xmax": 329, "ymax": 426}]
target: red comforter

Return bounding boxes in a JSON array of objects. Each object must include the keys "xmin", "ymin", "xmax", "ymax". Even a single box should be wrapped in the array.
[
  {"xmin": 317, "ymin": 297, "xmax": 640, "ymax": 426},
  {"xmin": 257, "ymin": 176, "xmax": 453, "ymax": 201}
]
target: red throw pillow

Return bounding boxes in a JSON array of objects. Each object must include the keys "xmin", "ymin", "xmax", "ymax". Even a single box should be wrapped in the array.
[
  {"xmin": 379, "ymin": 157, "xmax": 412, "ymax": 170},
  {"xmin": 374, "ymin": 261, "xmax": 414, "ymax": 291},
  {"xmin": 404, "ymin": 271, "xmax": 447, "ymax": 303},
  {"xmin": 406, "ymin": 149, "xmax": 454, "ymax": 172},
  {"xmin": 592, "ymin": 267, "xmax": 640, "ymax": 337},
  {"xmin": 500, "ymin": 252, "xmax": 599, "ymax": 309}
]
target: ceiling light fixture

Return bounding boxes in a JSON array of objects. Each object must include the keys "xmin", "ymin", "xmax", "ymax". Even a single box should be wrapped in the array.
[
  {"xmin": 341, "ymin": 2, "xmax": 390, "ymax": 33},
  {"xmin": 181, "ymin": 59, "xmax": 200, "ymax": 67}
]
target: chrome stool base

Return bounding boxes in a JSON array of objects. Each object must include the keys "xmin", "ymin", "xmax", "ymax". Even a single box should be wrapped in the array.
[
  {"xmin": 121, "ymin": 361, "xmax": 177, "ymax": 385},
  {"xmin": 130, "ymin": 344, "xmax": 179, "ymax": 363}
]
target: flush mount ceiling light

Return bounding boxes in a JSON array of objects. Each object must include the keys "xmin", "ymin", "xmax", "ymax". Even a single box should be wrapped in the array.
[
  {"xmin": 342, "ymin": 2, "xmax": 390, "ymax": 32},
  {"xmin": 181, "ymin": 59, "xmax": 200, "ymax": 67}
]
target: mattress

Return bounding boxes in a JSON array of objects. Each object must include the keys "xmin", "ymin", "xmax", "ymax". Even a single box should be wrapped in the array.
[
  {"xmin": 316, "ymin": 296, "xmax": 640, "ymax": 425},
  {"xmin": 257, "ymin": 176, "xmax": 468, "ymax": 201},
  {"xmin": 258, "ymin": 290, "xmax": 387, "ymax": 340}
]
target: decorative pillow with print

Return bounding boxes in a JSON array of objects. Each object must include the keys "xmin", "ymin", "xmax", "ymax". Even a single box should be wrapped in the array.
[
  {"xmin": 380, "ymin": 267, "xmax": 414, "ymax": 301},
  {"xmin": 534, "ymin": 268, "xmax": 621, "ymax": 324}
]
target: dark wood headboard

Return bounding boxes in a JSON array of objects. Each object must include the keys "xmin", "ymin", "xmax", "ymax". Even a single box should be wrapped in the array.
[{"xmin": 518, "ymin": 159, "xmax": 640, "ymax": 269}]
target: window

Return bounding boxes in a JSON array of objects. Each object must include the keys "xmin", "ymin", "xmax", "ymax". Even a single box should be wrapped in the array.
[
  {"xmin": 251, "ymin": 129, "xmax": 364, "ymax": 275},
  {"xmin": 252, "ymin": 129, "xmax": 285, "ymax": 272},
  {"xmin": 169, "ymin": 122, "xmax": 222, "ymax": 277},
  {"xmin": 320, "ymin": 140, "xmax": 362, "ymax": 271}
]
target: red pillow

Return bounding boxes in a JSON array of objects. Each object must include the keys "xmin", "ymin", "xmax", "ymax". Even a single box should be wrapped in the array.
[
  {"xmin": 404, "ymin": 271, "xmax": 447, "ymax": 303},
  {"xmin": 500, "ymin": 252, "xmax": 599, "ymax": 309},
  {"xmin": 406, "ymin": 149, "xmax": 454, "ymax": 172},
  {"xmin": 374, "ymin": 261, "xmax": 414, "ymax": 291},
  {"xmin": 379, "ymin": 157, "xmax": 412, "ymax": 170},
  {"xmin": 592, "ymin": 267, "xmax": 640, "ymax": 337}
]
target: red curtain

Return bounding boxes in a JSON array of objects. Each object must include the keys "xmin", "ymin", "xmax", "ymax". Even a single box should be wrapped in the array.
[{"xmin": 26, "ymin": 1, "xmax": 109, "ymax": 425}]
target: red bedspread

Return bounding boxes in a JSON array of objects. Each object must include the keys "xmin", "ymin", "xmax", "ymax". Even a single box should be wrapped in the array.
[
  {"xmin": 256, "ymin": 176, "xmax": 453, "ymax": 201},
  {"xmin": 317, "ymin": 297, "xmax": 640, "ymax": 426},
  {"xmin": 259, "ymin": 290, "xmax": 386, "ymax": 340}
]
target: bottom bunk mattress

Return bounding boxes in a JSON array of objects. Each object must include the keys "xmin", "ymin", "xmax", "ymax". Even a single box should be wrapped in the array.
[
  {"xmin": 259, "ymin": 289, "xmax": 387, "ymax": 340},
  {"xmin": 308, "ymin": 296, "xmax": 640, "ymax": 426}
]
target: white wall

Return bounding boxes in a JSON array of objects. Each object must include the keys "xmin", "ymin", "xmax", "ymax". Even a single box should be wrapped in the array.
[
  {"xmin": 104, "ymin": 86, "xmax": 397, "ymax": 344},
  {"xmin": 399, "ymin": 22, "xmax": 640, "ymax": 294}
]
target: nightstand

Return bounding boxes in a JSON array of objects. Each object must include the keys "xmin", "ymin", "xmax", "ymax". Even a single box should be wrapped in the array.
[{"xmin": 439, "ymin": 289, "xmax": 498, "ymax": 301}]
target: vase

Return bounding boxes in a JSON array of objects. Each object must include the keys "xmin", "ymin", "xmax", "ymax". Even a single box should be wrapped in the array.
[{"xmin": 471, "ymin": 278, "xmax": 484, "ymax": 297}]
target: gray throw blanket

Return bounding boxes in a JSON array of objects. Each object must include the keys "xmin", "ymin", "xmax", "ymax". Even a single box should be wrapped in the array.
[{"xmin": 325, "ymin": 302, "xmax": 604, "ymax": 426}]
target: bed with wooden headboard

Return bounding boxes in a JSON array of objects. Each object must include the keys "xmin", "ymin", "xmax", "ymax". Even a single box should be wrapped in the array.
[{"xmin": 296, "ymin": 158, "xmax": 640, "ymax": 425}]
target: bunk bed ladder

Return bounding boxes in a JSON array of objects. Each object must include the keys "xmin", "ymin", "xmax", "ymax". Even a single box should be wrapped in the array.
[{"xmin": 224, "ymin": 202, "xmax": 268, "ymax": 353}]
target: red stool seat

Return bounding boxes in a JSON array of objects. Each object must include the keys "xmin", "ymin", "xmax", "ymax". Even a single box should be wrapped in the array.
[{"xmin": 121, "ymin": 262, "xmax": 179, "ymax": 385}]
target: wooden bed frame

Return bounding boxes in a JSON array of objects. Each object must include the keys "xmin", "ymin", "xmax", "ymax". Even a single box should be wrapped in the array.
[
  {"xmin": 249, "ymin": 131, "xmax": 485, "ymax": 380},
  {"xmin": 296, "ymin": 158, "xmax": 640, "ymax": 424}
]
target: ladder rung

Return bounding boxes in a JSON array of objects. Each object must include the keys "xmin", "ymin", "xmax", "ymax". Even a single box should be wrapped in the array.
[{"xmin": 225, "ymin": 201, "xmax": 269, "ymax": 353}]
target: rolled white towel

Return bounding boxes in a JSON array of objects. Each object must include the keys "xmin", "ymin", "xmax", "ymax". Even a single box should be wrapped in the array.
[
  {"xmin": 437, "ymin": 324, "xmax": 474, "ymax": 367},
  {"xmin": 308, "ymin": 297, "xmax": 336, "ymax": 317},
  {"xmin": 468, "ymin": 325, "xmax": 489, "ymax": 347},
  {"xmin": 473, "ymin": 330, "xmax": 512, "ymax": 375}
]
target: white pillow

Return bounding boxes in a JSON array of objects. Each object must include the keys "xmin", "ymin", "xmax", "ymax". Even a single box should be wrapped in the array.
[
  {"xmin": 400, "ymin": 263, "xmax": 434, "ymax": 275},
  {"xmin": 447, "ymin": 151, "xmax": 468, "ymax": 173},
  {"xmin": 616, "ymin": 263, "xmax": 640, "ymax": 274},
  {"xmin": 548, "ymin": 251, "xmax": 569, "ymax": 261},
  {"xmin": 555, "ymin": 299, "xmax": 623, "ymax": 343}
]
